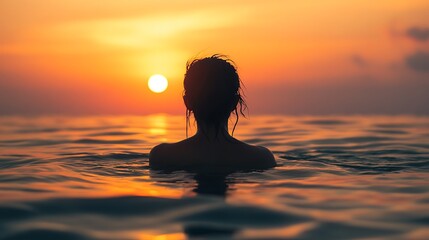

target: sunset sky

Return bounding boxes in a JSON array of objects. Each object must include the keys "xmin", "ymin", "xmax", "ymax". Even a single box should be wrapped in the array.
[{"xmin": 1, "ymin": 0, "xmax": 429, "ymax": 115}]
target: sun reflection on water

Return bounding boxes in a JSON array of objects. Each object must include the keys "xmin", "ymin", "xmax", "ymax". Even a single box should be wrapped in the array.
[{"xmin": 148, "ymin": 115, "xmax": 168, "ymax": 136}]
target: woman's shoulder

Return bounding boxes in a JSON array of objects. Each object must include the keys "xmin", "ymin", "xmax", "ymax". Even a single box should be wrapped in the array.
[
  {"xmin": 149, "ymin": 143, "xmax": 167, "ymax": 167},
  {"xmin": 149, "ymin": 142, "xmax": 178, "ymax": 159},
  {"xmin": 149, "ymin": 140, "xmax": 193, "ymax": 169},
  {"xmin": 150, "ymin": 138, "xmax": 190, "ymax": 153},
  {"xmin": 239, "ymin": 142, "xmax": 276, "ymax": 168},
  {"xmin": 149, "ymin": 142, "xmax": 167, "ymax": 157}
]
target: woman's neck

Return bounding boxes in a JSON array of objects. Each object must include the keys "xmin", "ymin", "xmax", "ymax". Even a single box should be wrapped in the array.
[{"xmin": 194, "ymin": 120, "xmax": 233, "ymax": 141}]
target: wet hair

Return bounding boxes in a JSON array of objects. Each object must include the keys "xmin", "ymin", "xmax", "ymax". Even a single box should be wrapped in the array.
[{"xmin": 184, "ymin": 54, "xmax": 247, "ymax": 137}]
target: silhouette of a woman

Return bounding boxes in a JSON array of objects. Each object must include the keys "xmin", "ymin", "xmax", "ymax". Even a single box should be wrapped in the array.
[{"xmin": 150, "ymin": 55, "xmax": 276, "ymax": 171}]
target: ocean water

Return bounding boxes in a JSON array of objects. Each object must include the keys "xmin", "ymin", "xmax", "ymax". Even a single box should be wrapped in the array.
[{"xmin": 0, "ymin": 115, "xmax": 428, "ymax": 240}]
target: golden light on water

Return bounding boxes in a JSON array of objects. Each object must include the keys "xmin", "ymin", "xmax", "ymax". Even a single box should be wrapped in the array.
[
  {"xmin": 148, "ymin": 74, "xmax": 168, "ymax": 93},
  {"xmin": 148, "ymin": 115, "xmax": 168, "ymax": 136}
]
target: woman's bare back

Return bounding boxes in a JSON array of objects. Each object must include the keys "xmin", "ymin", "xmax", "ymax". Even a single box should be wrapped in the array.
[{"xmin": 149, "ymin": 136, "xmax": 276, "ymax": 171}]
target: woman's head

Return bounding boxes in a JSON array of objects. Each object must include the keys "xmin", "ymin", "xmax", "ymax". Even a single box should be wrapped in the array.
[{"xmin": 183, "ymin": 55, "xmax": 247, "ymax": 134}]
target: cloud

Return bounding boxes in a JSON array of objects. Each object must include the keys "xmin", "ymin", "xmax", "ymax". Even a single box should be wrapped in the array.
[
  {"xmin": 406, "ymin": 27, "xmax": 429, "ymax": 42},
  {"xmin": 405, "ymin": 51, "xmax": 429, "ymax": 72}
]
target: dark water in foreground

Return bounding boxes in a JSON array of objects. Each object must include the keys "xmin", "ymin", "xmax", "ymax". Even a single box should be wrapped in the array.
[{"xmin": 0, "ymin": 115, "xmax": 428, "ymax": 240}]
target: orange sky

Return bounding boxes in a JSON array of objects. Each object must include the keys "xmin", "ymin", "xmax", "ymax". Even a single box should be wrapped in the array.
[{"xmin": 1, "ymin": 0, "xmax": 429, "ymax": 115}]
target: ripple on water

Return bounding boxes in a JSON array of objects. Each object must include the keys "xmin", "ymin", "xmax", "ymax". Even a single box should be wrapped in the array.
[
  {"xmin": 298, "ymin": 221, "xmax": 402, "ymax": 240},
  {"xmin": 302, "ymin": 119, "xmax": 352, "ymax": 125}
]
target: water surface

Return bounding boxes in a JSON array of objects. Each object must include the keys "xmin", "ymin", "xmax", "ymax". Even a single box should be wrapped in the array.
[{"xmin": 0, "ymin": 115, "xmax": 428, "ymax": 239}]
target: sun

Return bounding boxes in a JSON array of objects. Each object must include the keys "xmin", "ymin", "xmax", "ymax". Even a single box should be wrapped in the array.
[{"xmin": 148, "ymin": 74, "xmax": 168, "ymax": 93}]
